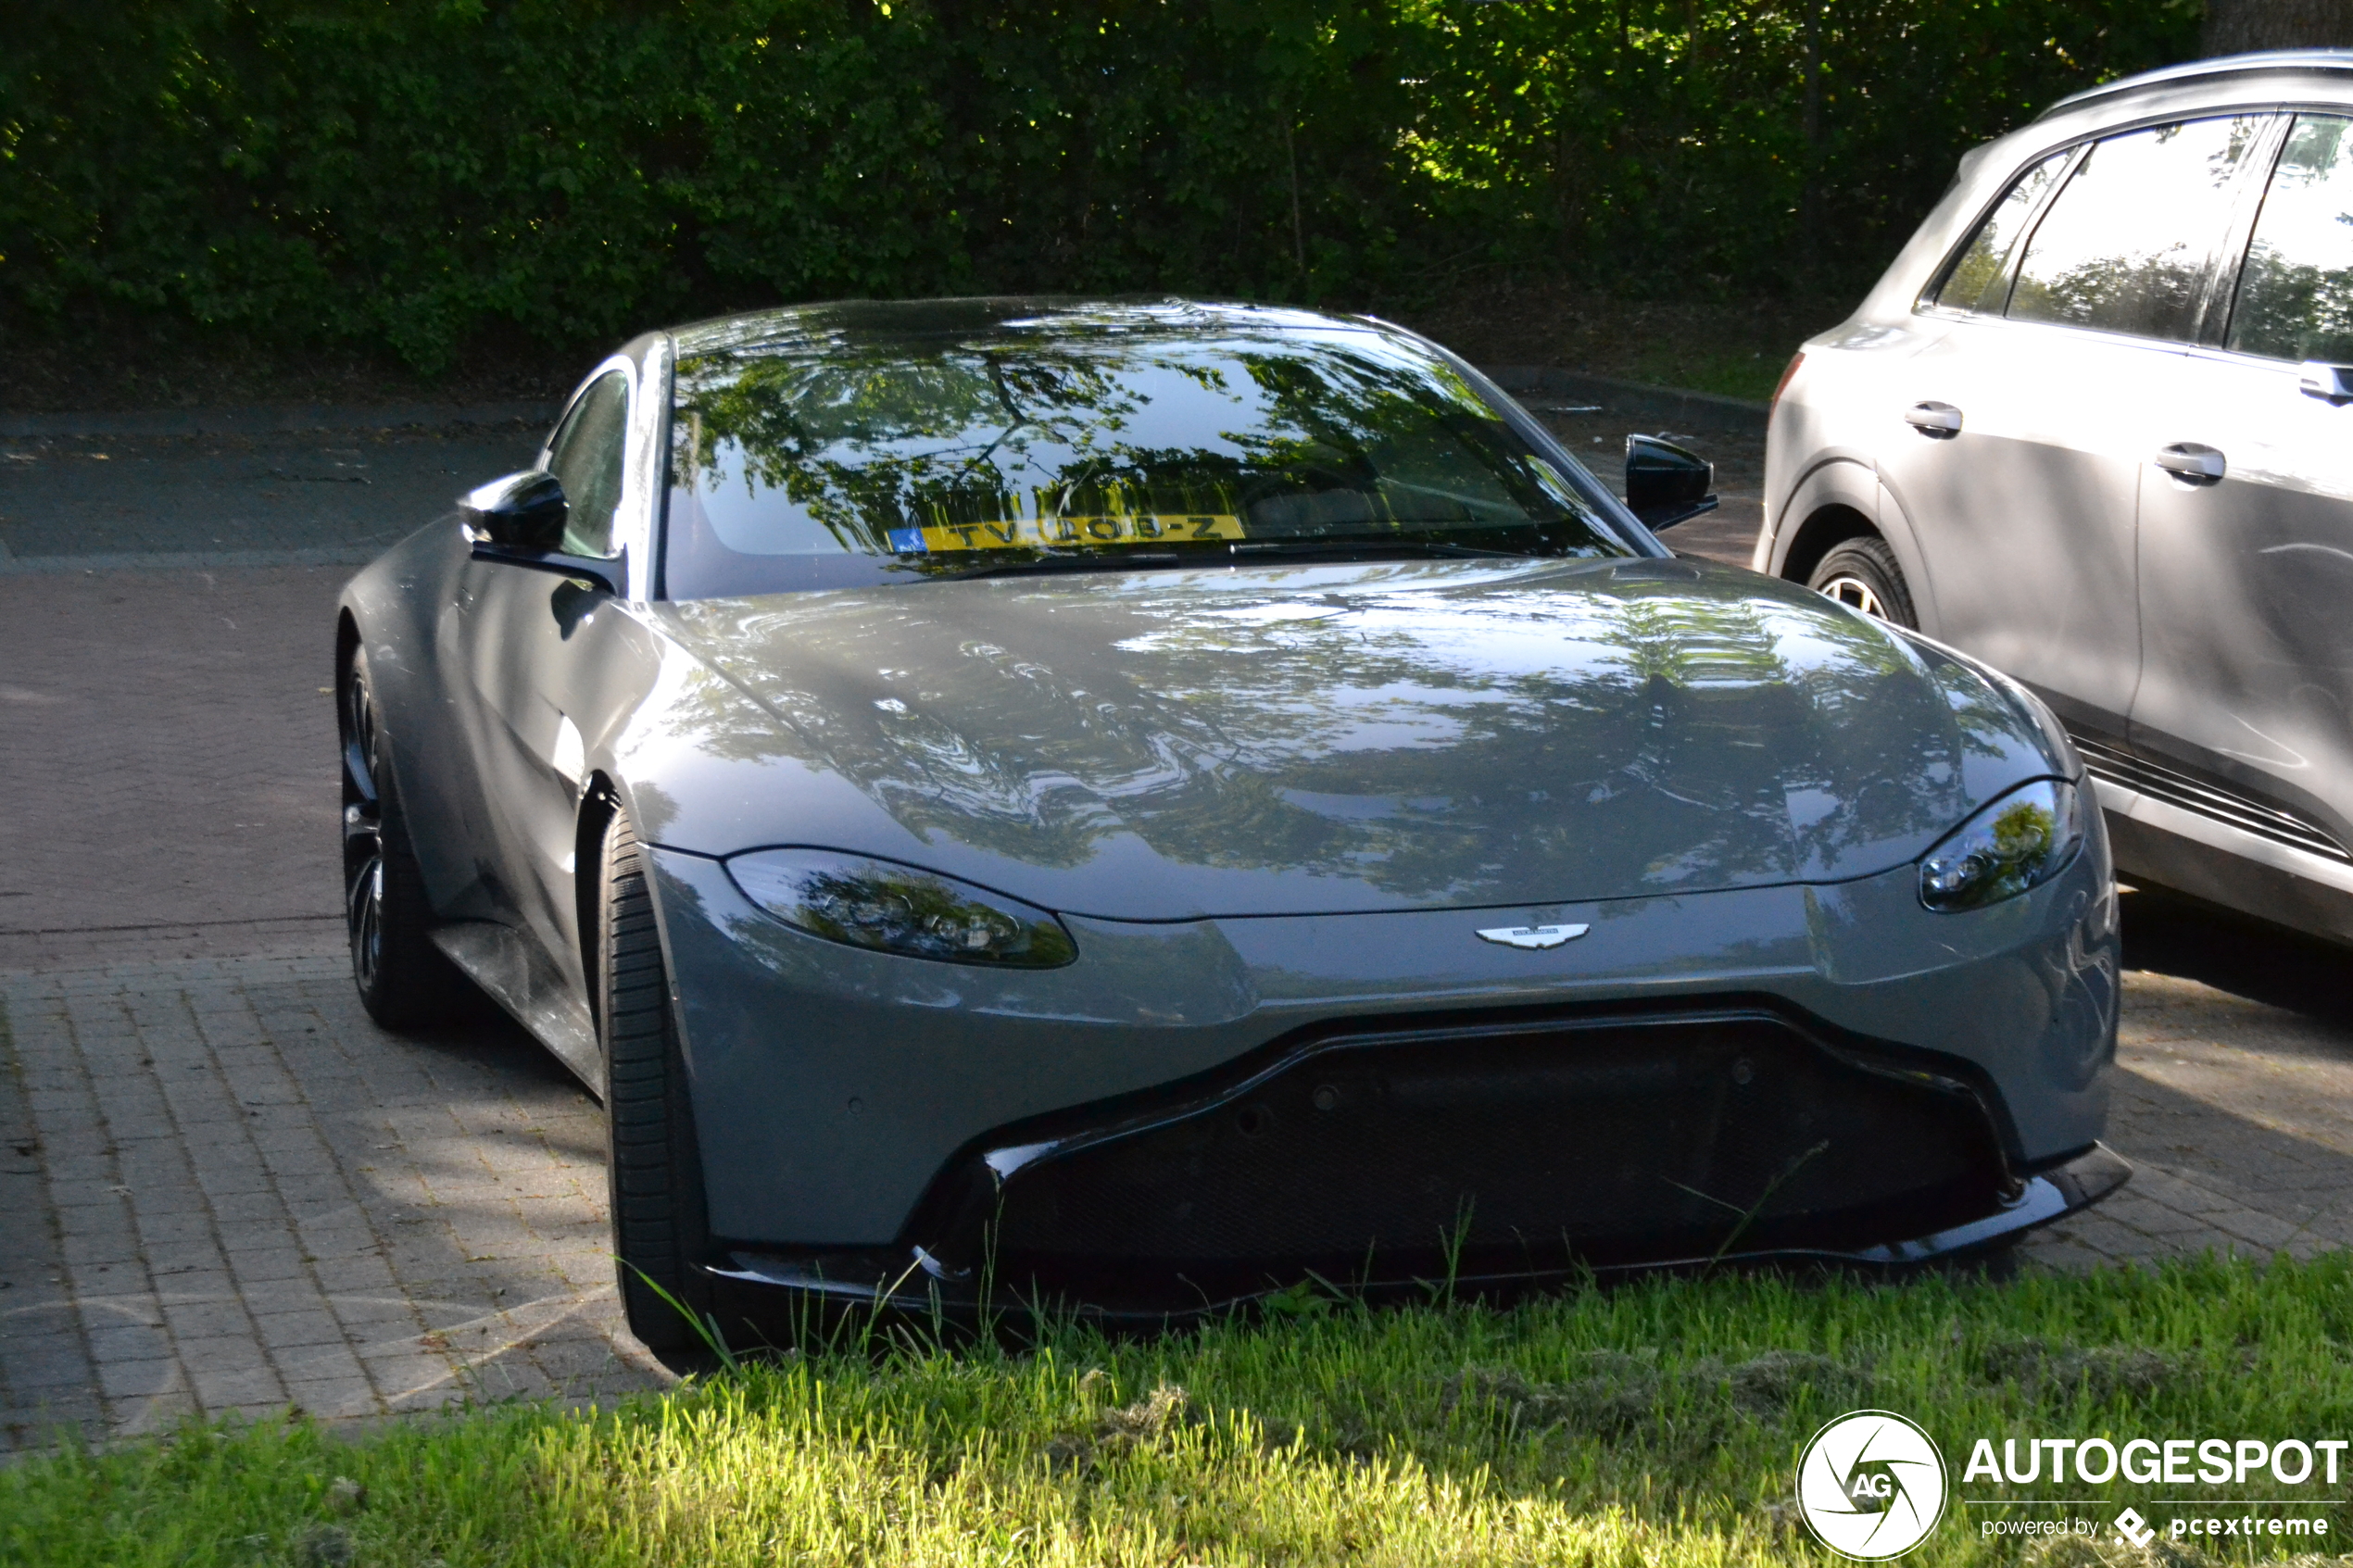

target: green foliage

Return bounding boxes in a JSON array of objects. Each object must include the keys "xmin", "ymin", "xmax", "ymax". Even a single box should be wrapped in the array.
[{"xmin": 0, "ymin": 1, "xmax": 2198, "ymax": 373}]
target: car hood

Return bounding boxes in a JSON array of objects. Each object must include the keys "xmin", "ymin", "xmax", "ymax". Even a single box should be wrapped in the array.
[{"xmin": 638, "ymin": 556, "xmax": 2062, "ymax": 920}]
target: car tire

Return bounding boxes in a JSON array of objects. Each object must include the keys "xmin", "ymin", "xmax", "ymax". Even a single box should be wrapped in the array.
[
  {"xmin": 599, "ymin": 806, "xmax": 717, "ymax": 1355},
  {"xmin": 1806, "ymin": 536, "xmax": 1918, "ymax": 629},
  {"xmin": 342, "ymin": 652, "xmax": 476, "ymax": 1031}
]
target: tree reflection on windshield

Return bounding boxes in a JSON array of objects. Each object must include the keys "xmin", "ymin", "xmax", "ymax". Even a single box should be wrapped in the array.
[{"xmin": 662, "ymin": 307, "xmax": 1625, "ymax": 598}]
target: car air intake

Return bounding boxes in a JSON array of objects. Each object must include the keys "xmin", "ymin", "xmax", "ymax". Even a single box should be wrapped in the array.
[{"xmin": 918, "ymin": 1010, "xmax": 2011, "ymax": 1305}]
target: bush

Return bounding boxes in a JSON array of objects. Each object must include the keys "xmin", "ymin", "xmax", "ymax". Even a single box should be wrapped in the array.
[{"xmin": 0, "ymin": 0, "xmax": 2198, "ymax": 372}]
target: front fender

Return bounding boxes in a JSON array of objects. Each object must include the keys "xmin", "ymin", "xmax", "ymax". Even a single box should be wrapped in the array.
[{"xmin": 340, "ymin": 519, "xmax": 487, "ymax": 917}]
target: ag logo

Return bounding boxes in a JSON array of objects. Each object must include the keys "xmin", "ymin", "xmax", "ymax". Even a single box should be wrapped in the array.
[{"xmin": 1795, "ymin": 1410, "xmax": 1948, "ymax": 1560}]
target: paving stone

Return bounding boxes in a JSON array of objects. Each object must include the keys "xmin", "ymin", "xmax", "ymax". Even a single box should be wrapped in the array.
[
  {"xmin": 83, "ymin": 1323, "xmax": 174, "ymax": 1363},
  {"xmin": 188, "ymin": 1365, "xmax": 286, "ymax": 1410},
  {"xmin": 281, "ymin": 1376, "xmax": 383, "ymax": 1421},
  {"xmin": 173, "ymin": 1332, "xmax": 269, "ymax": 1374},
  {"xmin": 271, "ymin": 1342, "xmax": 370, "ymax": 1387},
  {"xmin": 95, "ymin": 1358, "xmax": 183, "ymax": 1402},
  {"xmin": 223, "ymin": 1249, "xmax": 308, "ymax": 1287},
  {"xmin": 2, "ymin": 1341, "xmax": 97, "ymax": 1391}
]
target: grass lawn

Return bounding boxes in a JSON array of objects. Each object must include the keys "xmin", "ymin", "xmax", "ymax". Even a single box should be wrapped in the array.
[{"xmin": 7, "ymin": 1255, "xmax": 2352, "ymax": 1566}]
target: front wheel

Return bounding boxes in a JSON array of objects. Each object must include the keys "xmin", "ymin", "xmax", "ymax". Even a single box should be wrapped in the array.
[
  {"xmin": 599, "ymin": 806, "xmax": 716, "ymax": 1355},
  {"xmin": 342, "ymin": 651, "xmax": 474, "ymax": 1030},
  {"xmin": 1806, "ymin": 535, "xmax": 1918, "ymax": 629}
]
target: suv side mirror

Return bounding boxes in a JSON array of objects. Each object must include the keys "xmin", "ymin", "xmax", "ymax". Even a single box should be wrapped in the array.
[
  {"xmin": 457, "ymin": 470, "xmax": 622, "ymax": 594},
  {"xmin": 1624, "ymin": 434, "xmax": 1719, "ymax": 532}
]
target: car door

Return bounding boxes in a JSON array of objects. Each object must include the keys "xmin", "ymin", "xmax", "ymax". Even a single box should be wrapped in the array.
[
  {"xmin": 448, "ymin": 367, "xmax": 633, "ymax": 1060},
  {"xmin": 2132, "ymin": 110, "xmax": 2353, "ymax": 874},
  {"xmin": 1881, "ymin": 114, "xmax": 2275, "ymax": 742}
]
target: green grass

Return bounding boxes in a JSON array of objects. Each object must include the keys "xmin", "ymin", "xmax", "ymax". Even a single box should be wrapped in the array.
[{"xmin": 9, "ymin": 1256, "xmax": 2353, "ymax": 1566}]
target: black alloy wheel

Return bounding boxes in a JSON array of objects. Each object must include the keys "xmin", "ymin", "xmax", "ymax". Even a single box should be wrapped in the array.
[
  {"xmin": 341, "ymin": 651, "xmax": 472, "ymax": 1029},
  {"xmin": 599, "ymin": 806, "xmax": 718, "ymax": 1355},
  {"xmin": 1806, "ymin": 535, "xmax": 1919, "ymax": 630}
]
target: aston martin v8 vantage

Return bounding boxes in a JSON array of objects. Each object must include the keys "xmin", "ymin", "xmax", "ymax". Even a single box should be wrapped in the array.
[{"xmin": 335, "ymin": 299, "xmax": 2126, "ymax": 1349}]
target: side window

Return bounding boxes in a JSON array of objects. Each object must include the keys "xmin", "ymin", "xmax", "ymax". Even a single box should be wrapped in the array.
[
  {"xmin": 2229, "ymin": 115, "xmax": 2353, "ymax": 364},
  {"xmin": 547, "ymin": 372, "xmax": 630, "ymax": 558},
  {"xmin": 2008, "ymin": 115, "xmax": 2272, "ymax": 344},
  {"xmin": 1933, "ymin": 149, "xmax": 2072, "ymax": 314}
]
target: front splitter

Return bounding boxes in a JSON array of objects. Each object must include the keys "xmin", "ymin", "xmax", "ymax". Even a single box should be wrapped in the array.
[{"xmin": 698, "ymin": 1142, "xmax": 2132, "ymax": 1337}]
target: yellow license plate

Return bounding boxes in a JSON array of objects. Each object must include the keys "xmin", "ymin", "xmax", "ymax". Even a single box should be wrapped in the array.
[{"xmin": 891, "ymin": 514, "xmax": 1245, "ymax": 552}]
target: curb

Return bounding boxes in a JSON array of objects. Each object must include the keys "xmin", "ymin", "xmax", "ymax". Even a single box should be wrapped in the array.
[{"xmin": 0, "ymin": 400, "xmax": 560, "ymax": 441}]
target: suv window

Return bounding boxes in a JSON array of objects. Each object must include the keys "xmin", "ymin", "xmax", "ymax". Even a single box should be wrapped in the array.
[
  {"xmin": 547, "ymin": 371, "xmax": 629, "ymax": 558},
  {"xmin": 2008, "ymin": 116, "xmax": 2271, "ymax": 343},
  {"xmin": 1934, "ymin": 149, "xmax": 2072, "ymax": 313},
  {"xmin": 2229, "ymin": 115, "xmax": 2353, "ymax": 364}
]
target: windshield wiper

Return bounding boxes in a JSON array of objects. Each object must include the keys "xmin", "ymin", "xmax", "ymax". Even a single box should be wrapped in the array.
[
  {"xmin": 941, "ymin": 550, "xmax": 1188, "ymax": 581},
  {"xmin": 1227, "ymin": 539, "xmax": 1529, "ymax": 561},
  {"xmin": 934, "ymin": 537, "xmax": 1538, "ymax": 583}
]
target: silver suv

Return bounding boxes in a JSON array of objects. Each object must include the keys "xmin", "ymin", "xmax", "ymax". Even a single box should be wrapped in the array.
[{"xmin": 1762, "ymin": 49, "xmax": 2353, "ymax": 947}]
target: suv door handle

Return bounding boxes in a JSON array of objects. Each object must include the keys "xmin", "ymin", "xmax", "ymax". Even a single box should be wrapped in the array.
[
  {"xmin": 2301, "ymin": 361, "xmax": 2353, "ymax": 402},
  {"xmin": 2154, "ymin": 443, "xmax": 2226, "ymax": 483},
  {"xmin": 1904, "ymin": 401, "xmax": 1963, "ymax": 438}
]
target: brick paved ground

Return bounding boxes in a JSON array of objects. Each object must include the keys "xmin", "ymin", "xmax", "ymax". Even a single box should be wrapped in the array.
[
  {"xmin": 2029, "ymin": 890, "xmax": 2353, "ymax": 1268},
  {"xmin": 0, "ymin": 950, "xmax": 667, "ymax": 1452}
]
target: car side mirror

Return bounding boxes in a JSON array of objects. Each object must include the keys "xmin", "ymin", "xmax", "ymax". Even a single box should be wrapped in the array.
[
  {"xmin": 1624, "ymin": 433, "xmax": 1719, "ymax": 532},
  {"xmin": 458, "ymin": 470, "xmax": 621, "ymax": 595},
  {"xmin": 459, "ymin": 470, "xmax": 569, "ymax": 552}
]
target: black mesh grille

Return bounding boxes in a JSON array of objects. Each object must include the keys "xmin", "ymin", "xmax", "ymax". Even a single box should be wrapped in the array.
[{"xmin": 948, "ymin": 1011, "xmax": 2007, "ymax": 1299}]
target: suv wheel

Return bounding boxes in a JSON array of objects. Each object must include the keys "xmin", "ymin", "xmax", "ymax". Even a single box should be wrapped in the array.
[{"xmin": 1806, "ymin": 536, "xmax": 1918, "ymax": 629}]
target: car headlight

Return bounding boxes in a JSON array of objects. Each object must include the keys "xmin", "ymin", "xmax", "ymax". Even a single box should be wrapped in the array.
[
  {"xmin": 725, "ymin": 848, "xmax": 1077, "ymax": 967},
  {"xmin": 1918, "ymin": 778, "xmax": 2084, "ymax": 912}
]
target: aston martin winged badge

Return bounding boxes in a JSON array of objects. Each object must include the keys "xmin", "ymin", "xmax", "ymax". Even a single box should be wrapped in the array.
[{"xmin": 1475, "ymin": 923, "xmax": 1590, "ymax": 949}]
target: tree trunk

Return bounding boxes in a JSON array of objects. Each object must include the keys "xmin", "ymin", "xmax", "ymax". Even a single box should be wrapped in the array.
[{"xmin": 2204, "ymin": 0, "xmax": 2353, "ymax": 55}]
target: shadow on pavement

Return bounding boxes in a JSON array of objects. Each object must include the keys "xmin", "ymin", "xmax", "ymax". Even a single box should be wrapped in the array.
[{"xmin": 2120, "ymin": 885, "xmax": 2353, "ymax": 1033}]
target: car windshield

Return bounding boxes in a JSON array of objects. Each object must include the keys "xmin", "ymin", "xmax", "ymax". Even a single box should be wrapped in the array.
[{"xmin": 660, "ymin": 304, "xmax": 1634, "ymax": 597}]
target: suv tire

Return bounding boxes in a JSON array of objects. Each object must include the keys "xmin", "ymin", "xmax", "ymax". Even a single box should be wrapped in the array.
[{"xmin": 1806, "ymin": 535, "xmax": 1919, "ymax": 629}]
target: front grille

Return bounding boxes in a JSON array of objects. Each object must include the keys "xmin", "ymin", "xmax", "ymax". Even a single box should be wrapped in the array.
[
  {"xmin": 919, "ymin": 1010, "xmax": 2009, "ymax": 1302},
  {"xmin": 2074, "ymin": 736, "xmax": 2352, "ymax": 865}
]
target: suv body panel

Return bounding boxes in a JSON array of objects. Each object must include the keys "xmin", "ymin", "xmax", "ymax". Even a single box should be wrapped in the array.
[{"xmin": 1767, "ymin": 54, "xmax": 2353, "ymax": 942}]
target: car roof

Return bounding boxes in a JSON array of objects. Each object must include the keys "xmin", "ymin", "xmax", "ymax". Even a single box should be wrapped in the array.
[
  {"xmin": 665, "ymin": 296, "xmax": 1392, "ymax": 359},
  {"xmin": 2038, "ymin": 47, "xmax": 2353, "ymax": 120}
]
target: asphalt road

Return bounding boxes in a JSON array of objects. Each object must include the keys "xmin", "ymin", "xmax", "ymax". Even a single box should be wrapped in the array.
[{"xmin": 0, "ymin": 426, "xmax": 539, "ymax": 561}]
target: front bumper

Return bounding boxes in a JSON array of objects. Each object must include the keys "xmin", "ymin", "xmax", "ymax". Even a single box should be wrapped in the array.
[
  {"xmin": 703, "ymin": 1140, "xmax": 2132, "ymax": 1328},
  {"xmin": 650, "ymin": 833, "xmax": 2120, "ymax": 1260}
]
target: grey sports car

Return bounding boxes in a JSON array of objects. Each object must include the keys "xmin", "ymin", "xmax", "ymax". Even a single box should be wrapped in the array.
[{"xmin": 336, "ymin": 299, "xmax": 2126, "ymax": 1350}]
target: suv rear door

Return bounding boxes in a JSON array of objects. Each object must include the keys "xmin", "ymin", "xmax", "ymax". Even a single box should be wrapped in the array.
[
  {"xmin": 2129, "ymin": 110, "xmax": 2353, "ymax": 898},
  {"xmin": 1884, "ymin": 114, "xmax": 2275, "ymax": 741}
]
